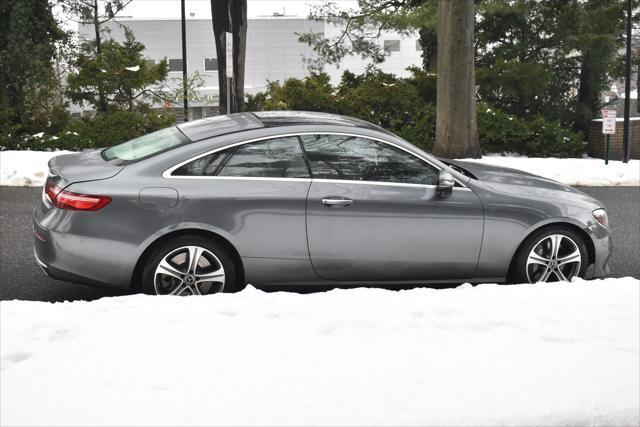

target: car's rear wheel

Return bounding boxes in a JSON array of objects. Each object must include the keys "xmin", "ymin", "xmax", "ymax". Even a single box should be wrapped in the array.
[
  {"xmin": 142, "ymin": 236, "xmax": 239, "ymax": 295},
  {"xmin": 512, "ymin": 226, "xmax": 588, "ymax": 284}
]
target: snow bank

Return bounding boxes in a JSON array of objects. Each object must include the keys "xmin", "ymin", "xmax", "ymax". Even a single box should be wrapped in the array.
[
  {"xmin": 1, "ymin": 150, "xmax": 638, "ymax": 187},
  {"xmin": 460, "ymin": 156, "xmax": 640, "ymax": 186},
  {"xmin": 2, "ymin": 278, "xmax": 638, "ymax": 426},
  {"xmin": 0, "ymin": 150, "xmax": 72, "ymax": 186}
]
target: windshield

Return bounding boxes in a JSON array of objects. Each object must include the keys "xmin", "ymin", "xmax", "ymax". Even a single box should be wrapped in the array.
[{"xmin": 102, "ymin": 127, "xmax": 188, "ymax": 163}]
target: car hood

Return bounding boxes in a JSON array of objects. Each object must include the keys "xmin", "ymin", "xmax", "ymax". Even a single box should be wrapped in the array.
[{"xmin": 444, "ymin": 159, "xmax": 600, "ymax": 206}]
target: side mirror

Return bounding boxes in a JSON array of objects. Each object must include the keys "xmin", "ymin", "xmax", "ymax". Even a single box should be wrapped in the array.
[{"xmin": 437, "ymin": 170, "xmax": 455, "ymax": 197}]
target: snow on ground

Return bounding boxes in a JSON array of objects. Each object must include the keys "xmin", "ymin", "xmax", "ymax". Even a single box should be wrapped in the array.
[
  {"xmin": 0, "ymin": 150, "xmax": 72, "ymax": 186},
  {"xmin": 1, "ymin": 278, "xmax": 638, "ymax": 426},
  {"xmin": 460, "ymin": 156, "xmax": 640, "ymax": 186},
  {"xmin": 1, "ymin": 150, "xmax": 639, "ymax": 187}
]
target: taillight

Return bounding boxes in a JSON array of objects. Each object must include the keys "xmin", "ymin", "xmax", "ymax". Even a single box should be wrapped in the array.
[
  {"xmin": 44, "ymin": 177, "xmax": 110, "ymax": 211},
  {"xmin": 45, "ymin": 180, "xmax": 61, "ymax": 204},
  {"xmin": 53, "ymin": 190, "xmax": 111, "ymax": 211}
]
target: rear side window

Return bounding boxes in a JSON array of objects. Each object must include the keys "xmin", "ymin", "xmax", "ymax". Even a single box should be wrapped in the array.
[
  {"xmin": 300, "ymin": 134, "xmax": 439, "ymax": 185},
  {"xmin": 172, "ymin": 136, "xmax": 310, "ymax": 178},
  {"xmin": 103, "ymin": 127, "xmax": 187, "ymax": 163}
]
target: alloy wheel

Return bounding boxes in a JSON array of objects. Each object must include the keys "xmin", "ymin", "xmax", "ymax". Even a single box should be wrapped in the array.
[
  {"xmin": 153, "ymin": 245, "xmax": 226, "ymax": 295},
  {"xmin": 525, "ymin": 234, "xmax": 582, "ymax": 283}
]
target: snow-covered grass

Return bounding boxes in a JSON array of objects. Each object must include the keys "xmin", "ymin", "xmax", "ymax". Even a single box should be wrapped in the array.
[
  {"xmin": 2, "ymin": 278, "xmax": 638, "ymax": 426},
  {"xmin": 1, "ymin": 150, "xmax": 639, "ymax": 187},
  {"xmin": 460, "ymin": 155, "xmax": 640, "ymax": 186},
  {"xmin": 0, "ymin": 150, "xmax": 72, "ymax": 186}
]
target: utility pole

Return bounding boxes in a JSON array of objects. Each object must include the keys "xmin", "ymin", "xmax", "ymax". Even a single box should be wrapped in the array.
[
  {"xmin": 181, "ymin": 0, "xmax": 189, "ymax": 121},
  {"xmin": 621, "ymin": 0, "xmax": 633, "ymax": 163}
]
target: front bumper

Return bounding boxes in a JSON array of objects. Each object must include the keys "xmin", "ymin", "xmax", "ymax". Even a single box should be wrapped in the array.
[{"xmin": 588, "ymin": 225, "xmax": 613, "ymax": 278}]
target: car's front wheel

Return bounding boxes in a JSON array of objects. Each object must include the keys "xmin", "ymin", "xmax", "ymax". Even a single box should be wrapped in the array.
[
  {"xmin": 512, "ymin": 226, "xmax": 588, "ymax": 284},
  {"xmin": 142, "ymin": 235, "xmax": 239, "ymax": 295}
]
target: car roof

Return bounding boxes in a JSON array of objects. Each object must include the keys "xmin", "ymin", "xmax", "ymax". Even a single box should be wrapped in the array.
[{"xmin": 176, "ymin": 110, "xmax": 394, "ymax": 142}]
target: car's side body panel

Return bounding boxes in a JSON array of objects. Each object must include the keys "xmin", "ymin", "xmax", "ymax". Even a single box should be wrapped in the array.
[{"xmin": 306, "ymin": 182, "xmax": 484, "ymax": 281}]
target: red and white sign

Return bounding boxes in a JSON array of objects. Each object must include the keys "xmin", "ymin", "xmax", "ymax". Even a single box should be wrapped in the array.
[{"xmin": 601, "ymin": 109, "xmax": 616, "ymax": 134}]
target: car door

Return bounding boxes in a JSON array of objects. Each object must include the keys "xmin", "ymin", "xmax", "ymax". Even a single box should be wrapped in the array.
[
  {"xmin": 302, "ymin": 133, "xmax": 484, "ymax": 282},
  {"xmin": 167, "ymin": 136, "xmax": 312, "ymax": 261}
]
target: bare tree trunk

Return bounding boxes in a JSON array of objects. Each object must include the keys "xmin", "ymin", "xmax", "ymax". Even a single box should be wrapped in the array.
[
  {"xmin": 210, "ymin": 0, "xmax": 247, "ymax": 114},
  {"xmin": 433, "ymin": 0, "xmax": 481, "ymax": 159},
  {"xmin": 93, "ymin": 0, "xmax": 108, "ymax": 113},
  {"xmin": 418, "ymin": 27, "xmax": 437, "ymax": 70}
]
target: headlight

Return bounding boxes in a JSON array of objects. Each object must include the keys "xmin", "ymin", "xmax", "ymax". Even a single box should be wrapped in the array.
[{"xmin": 592, "ymin": 208, "xmax": 609, "ymax": 228}]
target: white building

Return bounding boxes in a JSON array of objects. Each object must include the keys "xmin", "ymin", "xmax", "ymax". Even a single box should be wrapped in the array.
[{"xmin": 76, "ymin": 0, "xmax": 423, "ymax": 118}]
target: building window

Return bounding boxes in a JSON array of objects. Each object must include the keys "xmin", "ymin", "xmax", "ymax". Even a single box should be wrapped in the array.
[
  {"xmin": 168, "ymin": 59, "xmax": 183, "ymax": 72},
  {"xmin": 204, "ymin": 58, "xmax": 218, "ymax": 71},
  {"xmin": 145, "ymin": 58, "xmax": 156, "ymax": 67},
  {"xmin": 384, "ymin": 40, "xmax": 400, "ymax": 52},
  {"xmin": 415, "ymin": 40, "xmax": 422, "ymax": 51}
]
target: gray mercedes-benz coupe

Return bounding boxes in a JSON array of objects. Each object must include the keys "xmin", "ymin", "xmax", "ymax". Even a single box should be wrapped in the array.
[{"xmin": 33, "ymin": 111, "xmax": 612, "ymax": 295}]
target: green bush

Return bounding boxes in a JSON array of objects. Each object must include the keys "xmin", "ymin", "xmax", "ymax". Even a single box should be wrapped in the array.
[
  {"xmin": 2, "ymin": 68, "xmax": 586, "ymax": 158},
  {"xmin": 81, "ymin": 110, "xmax": 175, "ymax": 148},
  {"xmin": 477, "ymin": 106, "xmax": 584, "ymax": 157},
  {"xmin": 246, "ymin": 69, "xmax": 585, "ymax": 158},
  {"xmin": 1, "ymin": 110, "xmax": 176, "ymax": 151}
]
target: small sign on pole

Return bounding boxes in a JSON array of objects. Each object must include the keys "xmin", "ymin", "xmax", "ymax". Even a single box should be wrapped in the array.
[
  {"xmin": 602, "ymin": 109, "xmax": 616, "ymax": 134},
  {"xmin": 225, "ymin": 32, "xmax": 233, "ymax": 78},
  {"xmin": 601, "ymin": 109, "xmax": 616, "ymax": 165}
]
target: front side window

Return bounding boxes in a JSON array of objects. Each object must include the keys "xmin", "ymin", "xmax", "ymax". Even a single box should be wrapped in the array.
[
  {"xmin": 300, "ymin": 134, "xmax": 439, "ymax": 185},
  {"xmin": 103, "ymin": 127, "xmax": 187, "ymax": 163},
  {"xmin": 172, "ymin": 136, "xmax": 309, "ymax": 178}
]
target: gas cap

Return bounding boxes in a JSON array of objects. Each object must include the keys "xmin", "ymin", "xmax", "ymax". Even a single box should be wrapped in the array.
[{"xmin": 139, "ymin": 187, "xmax": 179, "ymax": 210}]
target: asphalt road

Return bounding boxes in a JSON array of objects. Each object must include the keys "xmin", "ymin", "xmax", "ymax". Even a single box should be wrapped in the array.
[{"xmin": 1, "ymin": 186, "xmax": 638, "ymax": 302}]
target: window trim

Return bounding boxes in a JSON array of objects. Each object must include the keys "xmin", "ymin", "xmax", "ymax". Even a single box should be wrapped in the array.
[{"xmin": 162, "ymin": 131, "xmax": 470, "ymax": 189}]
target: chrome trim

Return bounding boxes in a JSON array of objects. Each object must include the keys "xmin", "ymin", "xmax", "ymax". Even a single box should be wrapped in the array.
[
  {"xmin": 167, "ymin": 175, "xmax": 312, "ymax": 183},
  {"xmin": 33, "ymin": 247, "xmax": 48, "ymax": 274},
  {"xmin": 322, "ymin": 198, "xmax": 353, "ymax": 207},
  {"xmin": 161, "ymin": 131, "xmax": 469, "ymax": 188}
]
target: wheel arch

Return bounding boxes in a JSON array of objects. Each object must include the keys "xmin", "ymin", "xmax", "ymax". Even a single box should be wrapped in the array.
[
  {"xmin": 506, "ymin": 220, "xmax": 595, "ymax": 282},
  {"xmin": 130, "ymin": 227, "xmax": 245, "ymax": 291}
]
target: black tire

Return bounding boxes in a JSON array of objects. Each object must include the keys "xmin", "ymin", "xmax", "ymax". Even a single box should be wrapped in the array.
[
  {"xmin": 510, "ymin": 226, "xmax": 588, "ymax": 284},
  {"xmin": 142, "ymin": 235, "xmax": 241, "ymax": 295}
]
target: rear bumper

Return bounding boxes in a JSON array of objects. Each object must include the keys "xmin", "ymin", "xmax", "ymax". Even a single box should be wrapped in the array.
[{"xmin": 33, "ymin": 210, "xmax": 133, "ymax": 290}]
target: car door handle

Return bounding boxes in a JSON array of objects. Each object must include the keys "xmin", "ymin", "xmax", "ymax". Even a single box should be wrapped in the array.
[{"xmin": 322, "ymin": 197, "xmax": 353, "ymax": 207}]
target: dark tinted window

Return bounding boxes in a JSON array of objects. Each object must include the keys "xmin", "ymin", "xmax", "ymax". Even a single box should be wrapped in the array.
[
  {"xmin": 204, "ymin": 58, "xmax": 218, "ymax": 71},
  {"xmin": 173, "ymin": 137, "xmax": 309, "ymax": 178},
  {"xmin": 219, "ymin": 137, "xmax": 309, "ymax": 178},
  {"xmin": 169, "ymin": 59, "xmax": 183, "ymax": 72},
  {"xmin": 300, "ymin": 134, "xmax": 439, "ymax": 185},
  {"xmin": 384, "ymin": 40, "xmax": 400, "ymax": 52},
  {"xmin": 172, "ymin": 151, "xmax": 226, "ymax": 176}
]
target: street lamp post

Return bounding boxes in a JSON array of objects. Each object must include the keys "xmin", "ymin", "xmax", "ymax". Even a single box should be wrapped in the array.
[
  {"xmin": 181, "ymin": 0, "xmax": 189, "ymax": 121},
  {"xmin": 621, "ymin": 0, "xmax": 633, "ymax": 163}
]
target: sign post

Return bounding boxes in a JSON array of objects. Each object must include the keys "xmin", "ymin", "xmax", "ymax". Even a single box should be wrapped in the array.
[
  {"xmin": 225, "ymin": 31, "xmax": 233, "ymax": 114},
  {"xmin": 601, "ymin": 109, "xmax": 616, "ymax": 165}
]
